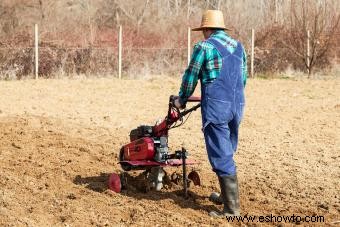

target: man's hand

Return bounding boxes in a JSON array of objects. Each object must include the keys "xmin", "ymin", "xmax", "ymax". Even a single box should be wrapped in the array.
[{"xmin": 174, "ymin": 98, "xmax": 185, "ymax": 110}]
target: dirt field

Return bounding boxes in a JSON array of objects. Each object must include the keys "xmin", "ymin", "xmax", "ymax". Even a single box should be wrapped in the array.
[{"xmin": 0, "ymin": 77, "xmax": 339, "ymax": 226}]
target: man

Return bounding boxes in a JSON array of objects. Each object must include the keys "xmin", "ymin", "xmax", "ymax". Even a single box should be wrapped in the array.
[{"xmin": 174, "ymin": 10, "xmax": 247, "ymax": 217}]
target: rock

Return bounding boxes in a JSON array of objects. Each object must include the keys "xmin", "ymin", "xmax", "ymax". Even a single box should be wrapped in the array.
[
  {"xmin": 67, "ymin": 193, "xmax": 76, "ymax": 200},
  {"xmin": 79, "ymin": 147, "xmax": 90, "ymax": 152},
  {"xmin": 60, "ymin": 216, "xmax": 67, "ymax": 222},
  {"xmin": 318, "ymin": 203, "xmax": 329, "ymax": 210},
  {"xmin": 11, "ymin": 142, "xmax": 21, "ymax": 149}
]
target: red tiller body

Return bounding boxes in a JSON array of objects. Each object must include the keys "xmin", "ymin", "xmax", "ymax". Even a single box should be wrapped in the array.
[{"xmin": 111, "ymin": 96, "xmax": 202, "ymax": 194}]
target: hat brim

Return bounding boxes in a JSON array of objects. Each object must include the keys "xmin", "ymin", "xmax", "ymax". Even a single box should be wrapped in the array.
[{"xmin": 192, "ymin": 26, "xmax": 231, "ymax": 31}]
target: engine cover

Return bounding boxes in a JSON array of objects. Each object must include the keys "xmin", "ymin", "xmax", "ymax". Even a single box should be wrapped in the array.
[
  {"xmin": 129, "ymin": 125, "xmax": 153, "ymax": 142},
  {"xmin": 122, "ymin": 137, "xmax": 155, "ymax": 161}
]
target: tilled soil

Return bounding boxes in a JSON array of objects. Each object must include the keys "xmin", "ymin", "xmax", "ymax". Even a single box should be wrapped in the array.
[{"xmin": 0, "ymin": 77, "xmax": 339, "ymax": 226}]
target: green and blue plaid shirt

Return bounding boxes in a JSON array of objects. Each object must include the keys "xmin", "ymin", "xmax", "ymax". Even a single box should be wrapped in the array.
[{"xmin": 179, "ymin": 30, "xmax": 247, "ymax": 104}]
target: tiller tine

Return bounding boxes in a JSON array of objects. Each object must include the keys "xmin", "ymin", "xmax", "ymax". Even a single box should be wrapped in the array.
[
  {"xmin": 108, "ymin": 173, "xmax": 122, "ymax": 193},
  {"xmin": 188, "ymin": 170, "xmax": 201, "ymax": 186}
]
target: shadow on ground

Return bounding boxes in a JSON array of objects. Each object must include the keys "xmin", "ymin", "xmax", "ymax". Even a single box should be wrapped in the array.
[
  {"xmin": 73, "ymin": 172, "xmax": 218, "ymax": 213},
  {"xmin": 73, "ymin": 173, "xmax": 111, "ymax": 193}
]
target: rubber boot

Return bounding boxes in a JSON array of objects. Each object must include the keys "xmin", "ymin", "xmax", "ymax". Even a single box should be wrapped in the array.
[
  {"xmin": 209, "ymin": 192, "xmax": 222, "ymax": 205},
  {"xmin": 209, "ymin": 175, "xmax": 240, "ymax": 217}
]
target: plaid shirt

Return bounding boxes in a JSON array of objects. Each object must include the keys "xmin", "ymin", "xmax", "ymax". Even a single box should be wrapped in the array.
[{"xmin": 179, "ymin": 30, "xmax": 247, "ymax": 104}]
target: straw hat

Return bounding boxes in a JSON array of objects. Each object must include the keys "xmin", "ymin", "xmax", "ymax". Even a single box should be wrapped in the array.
[{"xmin": 192, "ymin": 10, "xmax": 230, "ymax": 31}]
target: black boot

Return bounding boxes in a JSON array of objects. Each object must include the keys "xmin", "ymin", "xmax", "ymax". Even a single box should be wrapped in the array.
[
  {"xmin": 209, "ymin": 175, "xmax": 240, "ymax": 217},
  {"xmin": 209, "ymin": 191, "xmax": 223, "ymax": 205}
]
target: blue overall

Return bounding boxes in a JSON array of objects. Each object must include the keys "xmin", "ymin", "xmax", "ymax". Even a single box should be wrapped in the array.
[{"xmin": 201, "ymin": 38, "xmax": 245, "ymax": 177}]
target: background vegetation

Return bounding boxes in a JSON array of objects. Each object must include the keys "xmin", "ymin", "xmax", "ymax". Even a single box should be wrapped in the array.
[{"xmin": 0, "ymin": 0, "xmax": 339, "ymax": 78}]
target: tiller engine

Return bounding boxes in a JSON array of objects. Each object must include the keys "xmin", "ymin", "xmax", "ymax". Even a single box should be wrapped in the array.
[{"xmin": 109, "ymin": 95, "xmax": 201, "ymax": 197}]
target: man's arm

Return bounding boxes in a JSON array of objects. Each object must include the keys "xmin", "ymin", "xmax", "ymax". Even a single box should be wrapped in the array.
[
  {"xmin": 242, "ymin": 48, "xmax": 248, "ymax": 87},
  {"xmin": 178, "ymin": 43, "xmax": 205, "ymax": 106}
]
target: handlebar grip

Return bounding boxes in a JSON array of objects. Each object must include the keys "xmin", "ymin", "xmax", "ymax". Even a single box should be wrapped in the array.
[
  {"xmin": 187, "ymin": 96, "xmax": 201, "ymax": 102},
  {"xmin": 170, "ymin": 95, "xmax": 201, "ymax": 103}
]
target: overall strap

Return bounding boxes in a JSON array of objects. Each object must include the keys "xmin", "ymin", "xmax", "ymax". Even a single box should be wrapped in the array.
[
  {"xmin": 207, "ymin": 38, "xmax": 243, "ymax": 60},
  {"xmin": 206, "ymin": 38, "xmax": 233, "ymax": 57},
  {"xmin": 233, "ymin": 41, "xmax": 244, "ymax": 60}
]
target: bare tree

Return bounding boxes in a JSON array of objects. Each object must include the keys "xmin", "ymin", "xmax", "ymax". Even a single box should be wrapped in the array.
[{"xmin": 282, "ymin": 0, "xmax": 340, "ymax": 76}]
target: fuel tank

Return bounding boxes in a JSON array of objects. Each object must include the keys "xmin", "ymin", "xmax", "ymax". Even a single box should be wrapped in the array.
[{"xmin": 122, "ymin": 137, "xmax": 155, "ymax": 161}]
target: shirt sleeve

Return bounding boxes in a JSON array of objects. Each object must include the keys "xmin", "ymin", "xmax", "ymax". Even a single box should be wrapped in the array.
[
  {"xmin": 242, "ymin": 48, "xmax": 248, "ymax": 87},
  {"xmin": 178, "ymin": 43, "xmax": 205, "ymax": 105}
]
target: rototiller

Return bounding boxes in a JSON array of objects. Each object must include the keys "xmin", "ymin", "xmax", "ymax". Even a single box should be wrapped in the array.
[{"xmin": 109, "ymin": 95, "xmax": 201, "ymax": 197}]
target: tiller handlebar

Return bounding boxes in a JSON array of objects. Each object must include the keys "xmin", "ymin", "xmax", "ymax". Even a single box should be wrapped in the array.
[{"xmin": 153, "ymin": 96, "xmax": 201, "ymax": 137}]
